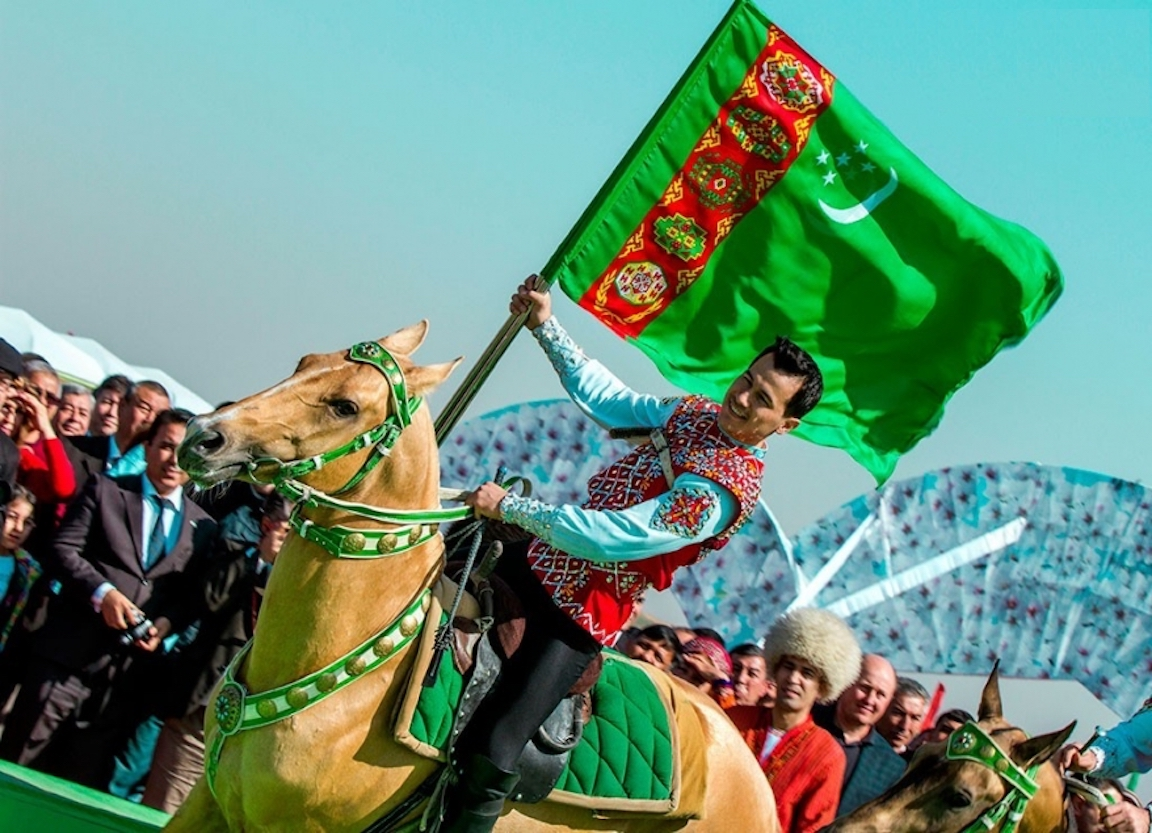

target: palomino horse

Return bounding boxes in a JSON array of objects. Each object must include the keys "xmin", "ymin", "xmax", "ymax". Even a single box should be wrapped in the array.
[
  {"xmin": 168, "ymin": 322, "xmax": 780, "ymax": 833},
  {"xmin": 825, "ymin": 663, "xmax": 1074, "ymax": 833}
]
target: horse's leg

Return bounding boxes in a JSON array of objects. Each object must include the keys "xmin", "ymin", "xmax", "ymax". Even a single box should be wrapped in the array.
[{"xmin": 162, "ymin": 778, "xmax": 230, "ymax": 833}]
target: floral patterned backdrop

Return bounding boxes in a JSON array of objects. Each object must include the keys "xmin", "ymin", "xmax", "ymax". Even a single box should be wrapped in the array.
[{"xmin": 441, "ymin": 399, "xmax": 1150, "ymax": 715}]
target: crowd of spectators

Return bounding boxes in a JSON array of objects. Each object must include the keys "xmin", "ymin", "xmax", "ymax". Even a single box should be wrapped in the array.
[
  {"xmin": 0, "ymin": 338, "xmax": 289, "ymax": 812},
  {"xmin": 0, "ymin": 337, "xmax": 1146, "ymax": 832}
]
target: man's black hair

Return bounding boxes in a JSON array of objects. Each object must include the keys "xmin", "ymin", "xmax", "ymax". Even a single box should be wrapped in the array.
[
  {"xmin": 94, "ymin": 374, "xmax": 132, "ymax": 399},
  {"xmin": 753, "ymin": 337, "xmax": 824, "ymax": 419},
  {"xmin": 143, "ymin": 408, "xmax": 194, "ymax": 445},
  {"xmin": 934, "ymin": 708, "xmax": 975, "ymax": 729},
  {"xmin": 730, "ymin": 642, "xmax": 766, "ymax": 660},
  {"xmin": 128, "ymin": 379, "xmax": 171, "ymax": 403},
  {"xmin": 638, "ymin": 624, "xmax": 683, "ymax": 659}
]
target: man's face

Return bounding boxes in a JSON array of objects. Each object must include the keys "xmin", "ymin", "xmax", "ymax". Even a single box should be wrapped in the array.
[
  {"xmin": 26, "ymin": 371, "xmax": 62, "ymax": 422},
  {"xmin": 624, "ymin": 636, "xmax": 677, "ymax": 672},
  {"xmin": 836, "ymin": 656, "xmax": 897, "ymax": 731},
  {"xmin": 120, "ymin": 387, "xmax": 170, "ymax": 443},
  {"xmin": 732, "ymin": 654, "xmax": 771, "ymax": 706},
  {"xmin": 54, "ymin": 393, "xmax": 92, "ymax": 438},
  {"xmin": 773, "ymin": 655, "xmax": 823, "ymax": 715},
  {"xmin": 878, "ymin": 693, "xmax": 928, "ymax": 751},
  {"xmin": 1, "ymin": 499, "xmax": 34, "ymax": 552},
  {"xmin": 145, "ymin": 421, "xmax": 189, "ymax": 494},
  {"xmin": 92, "ymin": 390, "xmax": 121, "ymax": 436},
  {"xmin": 717, "ymin": 353, "xmax": 804, "ymax": 445}
]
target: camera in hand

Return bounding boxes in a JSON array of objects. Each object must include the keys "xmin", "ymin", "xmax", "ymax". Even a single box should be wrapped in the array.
[{"xmin": 119, "ymin": 611, "xmax": 155, "ymax": 646}]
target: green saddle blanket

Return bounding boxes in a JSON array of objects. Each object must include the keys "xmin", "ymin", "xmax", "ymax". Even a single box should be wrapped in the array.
[{"xmin": 393, "ymin": 589, "xmax": 687, "ymax": 815}]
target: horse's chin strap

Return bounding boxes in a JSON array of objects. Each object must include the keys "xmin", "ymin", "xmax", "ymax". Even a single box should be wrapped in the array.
[{"xmin": 948, "ymin": 722, "xmax": 1042, "ymax": 833}]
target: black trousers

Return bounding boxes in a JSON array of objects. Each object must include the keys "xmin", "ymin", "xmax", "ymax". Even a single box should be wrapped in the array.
[{"xmin": 457, "ymin": 541, "xmax": 601, "ymax": 772}]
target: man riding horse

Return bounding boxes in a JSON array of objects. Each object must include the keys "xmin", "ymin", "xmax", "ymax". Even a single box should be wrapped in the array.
[{"xmin": 448, "ymin": 275, "xmax": 825, "ymax": 833}]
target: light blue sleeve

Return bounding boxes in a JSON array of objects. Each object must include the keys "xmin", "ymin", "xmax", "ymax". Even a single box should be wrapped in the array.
[
  {"xmin": 1095, "ymin": 707, "xmax": 1152, "ymax": 779},
  {"xmin": 499, "ymin": 472, "xmax": 738, "ymax": 563},
  {"xmin": 532, "ymin": 316, "xmax": 677, "ymax": 430}
]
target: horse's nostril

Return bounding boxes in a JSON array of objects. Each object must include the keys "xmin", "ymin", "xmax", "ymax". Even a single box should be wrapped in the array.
[{"xmin": 196, "ymin": 430, "xmax": 226, "ymax": 454}]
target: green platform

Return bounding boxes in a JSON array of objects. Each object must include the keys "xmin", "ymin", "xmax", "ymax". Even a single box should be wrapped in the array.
[{"xmin": 0, "ymin": 760, "xmax": 168, "ymax": 831}]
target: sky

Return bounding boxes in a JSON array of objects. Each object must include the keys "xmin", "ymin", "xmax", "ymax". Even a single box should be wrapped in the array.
[
  {"xmin": 3, "ymin": 1, "xmax": 1151, "ymax": 536},
  {"xmin": 2, "ymin": 0, "xmax": 1150, "ymax": 792}
]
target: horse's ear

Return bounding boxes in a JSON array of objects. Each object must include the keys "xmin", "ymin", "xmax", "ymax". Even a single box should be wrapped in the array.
[
  {"xmin": 977, "ymin": 659, "xmax": 1003, "ymax": 722},
  {"xmin": 1010, "ymin": 721, "xmax": 1076, "ymax": 770},
  {"xmin": 407, "ymin": 357, "xmax": 464, "ymax": 396},
  {"xmin": 380, "ymin": 320, "xmax": 429, "ymax": 357}
]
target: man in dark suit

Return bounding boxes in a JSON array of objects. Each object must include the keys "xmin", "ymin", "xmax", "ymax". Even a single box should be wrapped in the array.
[
  {"xmin": 69, "ymin": 380, "xmax": 171, "ymax": 492},
  {"xmin": 0, "ymin": 409, "xmax": 217, "ymax": 789},
  {"xmin": 813, "ymin": 653, "xmax": 907, "ymax": 817},
  {"xmin": 141, "ymin": 493, "xmax": 290, "ymax": 812}
]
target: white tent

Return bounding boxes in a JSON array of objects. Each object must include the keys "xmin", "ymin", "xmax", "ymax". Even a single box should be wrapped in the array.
[{"xmin": 0, "ymin": 305, "xmax": 213, "ymax": 415}]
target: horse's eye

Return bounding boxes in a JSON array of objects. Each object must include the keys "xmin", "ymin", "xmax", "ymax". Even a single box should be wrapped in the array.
[
  {"xmin": 943, "ymin": 788, "xmax": 973, "ymax": 809},
  {"xmin": 330, "ymin": 400, "xmax": 359, "ymax": 418}
]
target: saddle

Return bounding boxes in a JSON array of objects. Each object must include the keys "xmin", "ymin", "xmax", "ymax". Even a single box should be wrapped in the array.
[{"xmin": 393, "ymin": 576, "xmax": 707, "ymax": 818}]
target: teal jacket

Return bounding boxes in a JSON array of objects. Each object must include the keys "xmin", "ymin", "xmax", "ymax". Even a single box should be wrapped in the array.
[
  {"xmin": 1096, "ymin": 705, "xmax": 1152, "ymax": 780},
  {"xmin": 0, "ymin": 549, "xmax": 42, "ymax": 652}
]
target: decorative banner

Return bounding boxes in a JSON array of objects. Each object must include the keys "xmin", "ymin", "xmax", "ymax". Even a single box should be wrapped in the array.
[{"xmin": 543, "ymin": 0, "xmax": 1063, "ymax": 483}]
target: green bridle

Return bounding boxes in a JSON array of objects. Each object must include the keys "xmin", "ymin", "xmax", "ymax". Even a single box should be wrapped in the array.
[
  {"xmin": 206, "ymin": 341, "xmax": 472, "ymax": 798},
  {"xmin": 244, "ymin": 340, "xmax": 471, "ymax": 557},
  {"xmin": 946, "ymin": 722, "xmax": 1041, "ymax": 833}
]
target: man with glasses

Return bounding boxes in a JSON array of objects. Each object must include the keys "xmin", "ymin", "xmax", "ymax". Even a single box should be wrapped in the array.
[
  {"xmin": 71, "ymin": 380, "xmax": 170, "ymax": 489},
  {"xmin": 0, "ymin": 339, "xmax": 23, "ymax": 510}
]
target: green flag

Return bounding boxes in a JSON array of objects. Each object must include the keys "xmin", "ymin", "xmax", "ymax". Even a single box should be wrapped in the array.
[{"xmin": 542, "ymin": 0, "xmax": 1062, "ymax": 483}]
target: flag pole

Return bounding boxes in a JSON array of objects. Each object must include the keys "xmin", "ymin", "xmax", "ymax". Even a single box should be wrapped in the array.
[{"xmin": 434, "ymin": 274, "xmax": 556, "ymax": 444}]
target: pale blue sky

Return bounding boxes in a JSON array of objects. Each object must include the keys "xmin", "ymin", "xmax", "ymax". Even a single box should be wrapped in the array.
[{"xmin": 2, "ymin": 1, "xmax": 1151, "ymax": 534}]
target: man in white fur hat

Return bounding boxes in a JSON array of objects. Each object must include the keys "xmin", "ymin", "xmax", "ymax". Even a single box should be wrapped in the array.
[{"xmin": 727, "ymin": 607, "xmax": 862, "ymax": 833}]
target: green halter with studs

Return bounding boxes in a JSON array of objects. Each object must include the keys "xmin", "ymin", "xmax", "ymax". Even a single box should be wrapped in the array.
[{"xmin": 947, "ymin": 722, "xmax": 1042, "ymax": 833}]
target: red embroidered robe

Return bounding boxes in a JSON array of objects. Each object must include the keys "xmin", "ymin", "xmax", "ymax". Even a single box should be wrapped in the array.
[
  {"xmin": 727, "ymin": 706, "xmax": 846, "ymax": 833},
  {"xmin": 527, "ymin": 396, "xmax": 762, "ymax": 644}
]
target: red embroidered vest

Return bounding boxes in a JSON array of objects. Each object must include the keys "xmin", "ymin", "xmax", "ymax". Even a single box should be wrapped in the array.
[{"xmin": 526, "ymin": 396, "xmax": 763, "ymax": 645}]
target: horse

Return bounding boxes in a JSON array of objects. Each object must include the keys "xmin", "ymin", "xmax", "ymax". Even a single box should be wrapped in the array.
[
  {"xmin": 824, "ymin": 663, "xmax": 1074, "ymax": 833},
  {"xmin": 167, "ymin": 321, "xmax": 780, "ymax": 833}
]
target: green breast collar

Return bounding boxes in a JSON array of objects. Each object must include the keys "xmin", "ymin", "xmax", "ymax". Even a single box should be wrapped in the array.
[{"xmin": 205, "ymin": 589, "xmax": 432, "ymax": 798}]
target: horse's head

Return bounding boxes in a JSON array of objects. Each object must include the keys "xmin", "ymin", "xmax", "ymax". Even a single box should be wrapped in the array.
[
  {"xmin": 179, "ymin": 321, "xmax": 461, "ymax": 500},
  {"xmin": 825, "ymin": 662, "xmax": 1074, "ymax": 833}
]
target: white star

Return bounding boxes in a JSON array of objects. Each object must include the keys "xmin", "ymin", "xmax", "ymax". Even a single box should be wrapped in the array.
[
  {"xmin": 816, "ymin": 149, "xmax": 830, "ymax": 165},
  {"xmin": 860, "ymin": 161, "xmax": 876, "ymax": 174},
  {"xmin": 856, "ymin": 139, "xmax": 869, "ymax": 154},
  {"xmin": 836, "ymin": 152, "xmax": 852, "ymax": 167},
  {"xmin": 822, "ymin": 170, "xmax": 837, "ymax": 186}
]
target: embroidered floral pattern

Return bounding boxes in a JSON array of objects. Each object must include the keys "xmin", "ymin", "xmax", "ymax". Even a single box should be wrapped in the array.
[
  {"xmin": 532, "ymin": 317, "xmax": 586, "ymax": 377},
  {"xmin": 499, "ymin": 493, "xmax": 559, "ymax": 541},
  {"xmin": 652, "ymin": 486, "xmax": 717, "ymax": 538}
]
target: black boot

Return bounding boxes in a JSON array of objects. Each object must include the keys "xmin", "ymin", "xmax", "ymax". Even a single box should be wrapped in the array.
[{"xmin": 440, "ymin": 753, "xmax": 521, "ymax": 833}]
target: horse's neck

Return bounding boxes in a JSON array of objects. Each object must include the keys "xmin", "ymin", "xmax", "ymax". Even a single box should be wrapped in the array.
[
  {"xmin": 1019, "ymin": 766, "xmax": 1069, "ymax": 833},
  {"xmin": 244, "ymin": 429, "xmax": 444, "ymax": 691}
]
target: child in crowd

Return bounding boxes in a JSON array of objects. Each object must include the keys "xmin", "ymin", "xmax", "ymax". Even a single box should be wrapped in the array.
[{"xmin": 0, "ymin": 486, "xmax": 41, "ymax": 653}]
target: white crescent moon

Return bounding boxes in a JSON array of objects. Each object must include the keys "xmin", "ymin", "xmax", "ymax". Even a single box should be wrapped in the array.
[{"xmin": 819, "ymin": 167, "xmax": 899, "ymax": 225}]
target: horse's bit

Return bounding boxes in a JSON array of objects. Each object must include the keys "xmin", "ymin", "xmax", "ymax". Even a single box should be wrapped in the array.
[{"xmin": 946, "ymin": 722, "xmax": 1042, "ymax": 833}]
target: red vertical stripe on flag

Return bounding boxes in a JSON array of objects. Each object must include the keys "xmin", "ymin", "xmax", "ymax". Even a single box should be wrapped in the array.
[{"xmin": 577, "ymin": 24, "xmax": 835, "ymax": 339}]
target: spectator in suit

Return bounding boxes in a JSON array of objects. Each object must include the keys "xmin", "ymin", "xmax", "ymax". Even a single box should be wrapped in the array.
[
  {"xmin": 0, "ymin": 409, "xmax": 216, "ymax": 789},
  {"xmin": 877, "ymin": 676, "xmax": 930, "ymax": 757},
  {"xmin": 813, "ymin": 653, "xmax": 906, "ymax": 817},
  {"xmin": 70, "ymin": 380, "xmax": 170, "ymax": 487},
  {"xmin": 90, "ymin": 375, "xmax": 132, "ymax": 438},
  {"xmin": 141, "ymin": 493, "xmax": 291, "ymax": 812},
  {"xmin": 53, "ymin": 384, "xmax": 95, "ymax": 439}
]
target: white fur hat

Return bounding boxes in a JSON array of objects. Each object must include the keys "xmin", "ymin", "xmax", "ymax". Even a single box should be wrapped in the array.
[{"xmin": 763, "ymin": 607, "xmax": 862, "ymax": 704}]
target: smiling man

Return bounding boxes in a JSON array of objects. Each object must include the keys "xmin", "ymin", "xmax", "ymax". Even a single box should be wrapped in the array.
[
  {"xmin": 449, "ymin": 275, "xmax": 824, "ymax": 833},
  {"xmin": 728, "ymin": 608, "xmax": 861, "ymax": 833},
  {"xmin": 814, "ymin": 653, "xmax": 906, "ymax": 817}
]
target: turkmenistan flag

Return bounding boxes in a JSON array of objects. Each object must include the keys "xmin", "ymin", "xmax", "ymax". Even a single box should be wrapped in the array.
[{"xmin": 541, "ymin": 0, "xmax": 1062, "ymax": 483}]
